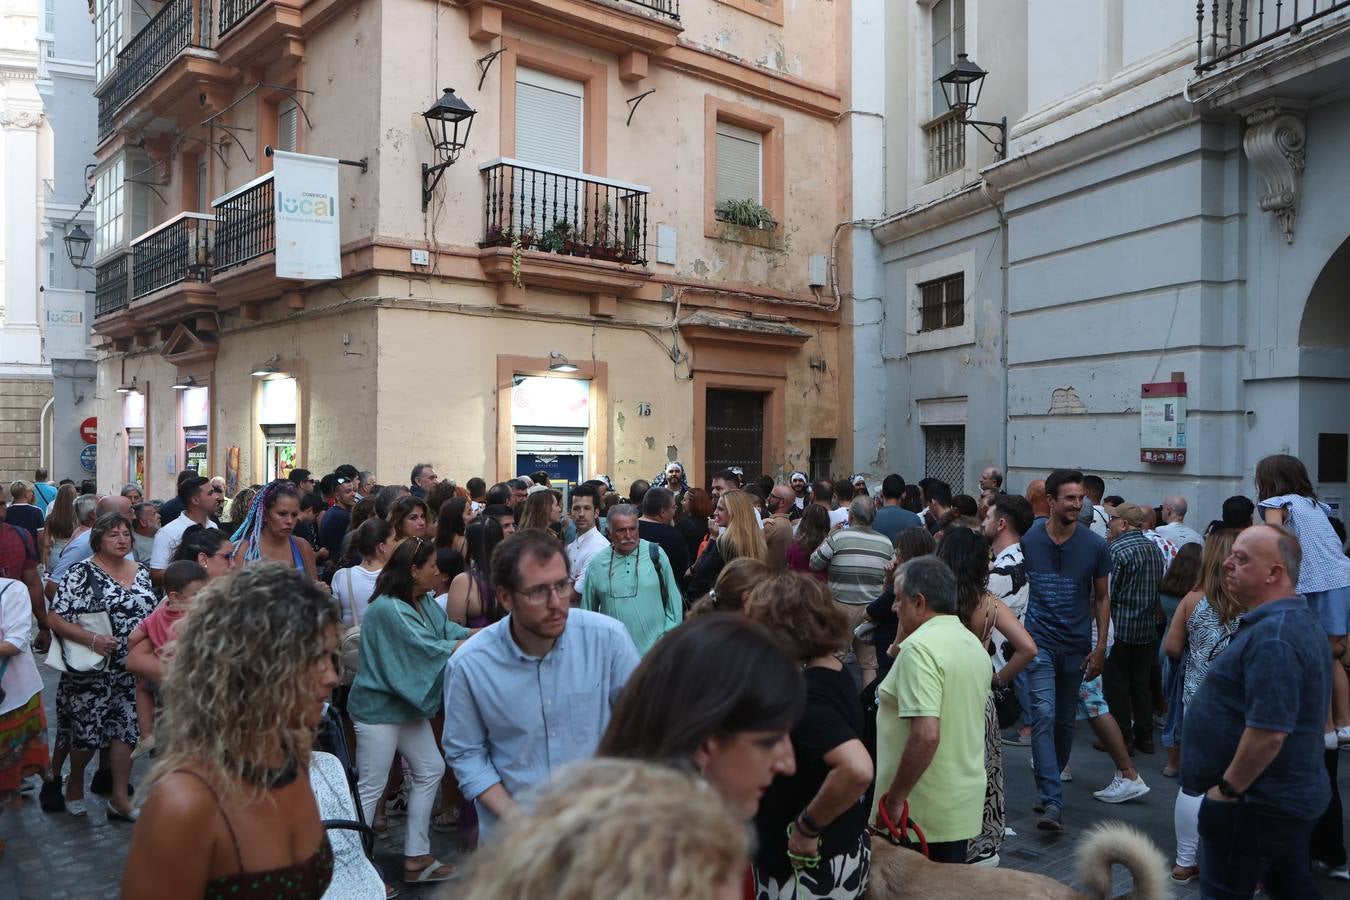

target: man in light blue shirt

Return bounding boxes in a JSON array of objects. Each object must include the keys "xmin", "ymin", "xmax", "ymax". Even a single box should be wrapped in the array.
[
  {"xmin": 46, "ymin": 495, "xmax": 135, "ymax": 596},
  {"xmin": 442, "ymin": 529, "xmax": 640, "ymax": 839}
]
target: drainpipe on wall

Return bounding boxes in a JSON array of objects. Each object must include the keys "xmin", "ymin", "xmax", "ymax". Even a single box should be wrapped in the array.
[
  {"xmin": 38, "ymin": 395, "xmax": 55, "ymax": 472},
  {"xmin": 987, "ymin": 183, "xmax": 1010, "ymax": 484}
]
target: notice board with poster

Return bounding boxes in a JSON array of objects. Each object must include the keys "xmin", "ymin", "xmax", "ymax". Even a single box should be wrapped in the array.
[{"xmin": 1140, "ymin": 381, "xmax": 1187, "ymax": 464}]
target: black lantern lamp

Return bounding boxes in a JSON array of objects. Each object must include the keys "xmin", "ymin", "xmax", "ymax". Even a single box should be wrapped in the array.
[
  {"xmin": 64, "ymin": 224, "xmax": 93, "ymax": 269},
  {"xmin": 937, "ymin": 53, "xmax": 1007, "ymax": 159},
  {"xmin": 421, "ymin": 87, "xmax": 477, "ymax": 211}
]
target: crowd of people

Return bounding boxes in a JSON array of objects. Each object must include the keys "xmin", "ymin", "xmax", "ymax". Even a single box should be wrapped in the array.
[{"xmin": 0, "ymin": 454, "xmax": 1346, "ymax": 899}]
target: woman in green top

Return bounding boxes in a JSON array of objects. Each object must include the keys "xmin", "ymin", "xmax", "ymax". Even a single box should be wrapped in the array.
[{"xmin": 348, "ymin": 538, "xmax": 469, "ymax": 885}]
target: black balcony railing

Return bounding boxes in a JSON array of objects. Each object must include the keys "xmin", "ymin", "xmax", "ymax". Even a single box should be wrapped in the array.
[
  {"xmin": 1196, "ymin": 0, "xmax": 1350, "ymax": 72},
  {"xmin": 131, "ymin": 214, "xmax": 213, "ymax": 299},
  {"xmin": 96, "ymin": 0, "xmax": 207, "ymax": 141},
  {"xmin": 213, "ymin": 174, "xmax": 275, "ymax": 273},
  {"xmin": 621, "ymin": 0, "xmax": 679, "ymax": 20},
  {"xmin": 481, "ymin": 159, "xmax": 650, "ymax": 266},
  {"xmin": 95, "ymin": 254, "xmax": 130, "ymax": 318},
  {"xmin": 219, "ymin": 0, "xmax": 266, "ymax": 36}
]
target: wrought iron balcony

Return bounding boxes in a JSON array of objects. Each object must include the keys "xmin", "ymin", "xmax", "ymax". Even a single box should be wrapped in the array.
[
  {"xmin": 95, "ymin": 253, "xmax": 130, "ymax": 318},
  {"xmin": 1196, "ymin": 0, "xmax": 1350, "ymax": 72},
  {"xmin": 481, "ymin": 159, "xmax": 650, "ymax": 266},
  {"xmin": 96, "ymin": 0, "xmax": 210, "ymax": 140},
  {"xmin": 212, "ymin": 173, "xmax": 275, "ymax": 274},
  {"xmin": 218, "ymin": 0, "xmax": 265, "ymax": 36},
  {"xmin": 621, "ymin": 0, "xmax": 679, "ymax": 20},
  {"xmin": 131, "ymin": 213, "xmax": 214, "ymax": 300}
]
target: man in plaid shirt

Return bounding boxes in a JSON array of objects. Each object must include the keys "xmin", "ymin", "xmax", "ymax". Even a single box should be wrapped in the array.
[{"xmin": 1103, "ymin": 502, "xmax": 1166, "ymax": 753}]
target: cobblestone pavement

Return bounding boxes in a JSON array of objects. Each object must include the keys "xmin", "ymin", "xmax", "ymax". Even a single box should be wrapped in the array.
[{"xmin": 3, "ymin": 664, "xmax": 1349, "ymax": 898}]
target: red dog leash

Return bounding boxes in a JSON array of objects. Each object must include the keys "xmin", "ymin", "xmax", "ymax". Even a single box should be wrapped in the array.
[{"xmin": 873, "ymin": 794, "xmax": 929, "ymax": 859}]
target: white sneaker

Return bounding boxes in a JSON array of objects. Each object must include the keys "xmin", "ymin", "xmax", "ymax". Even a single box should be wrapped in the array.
[
  {"xmin": 1337, "ymin": 726, "xmax": 1350, "ymax": 747},
  {"xmin": 1093, "ymin": 774, "xmax": 1150, "ymax": 804},
  {"xmin": 1061, "ymin": 766, "xmax": 1073, "ymax": 782},
  {"xmin": 1327, "ymin": 731, "xmax": 1340, "ymax": 750}
]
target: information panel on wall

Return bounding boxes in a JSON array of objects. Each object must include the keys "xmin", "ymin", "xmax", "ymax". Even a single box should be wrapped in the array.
[{"xmin": 1140, "ymin": 381, "xmax": 1187, "ymax": 465}]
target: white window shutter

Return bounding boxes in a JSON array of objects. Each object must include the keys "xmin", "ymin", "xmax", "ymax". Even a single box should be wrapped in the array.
[
  {"xmin": 715, "ymin": 122, "xmax": 762, "ymax": 205},
  {"xmin": 514, "ymin": 68, "xmax": 584, "ymax": 172},
  {"xmin": 278, "ymin": 100, "xmax": 298, "ymax": 153}
]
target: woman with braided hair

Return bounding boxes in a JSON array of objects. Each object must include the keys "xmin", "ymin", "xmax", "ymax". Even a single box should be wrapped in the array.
[{"xmin": 231, "ymin": 480, "xmax": 319, "ymax": 581}]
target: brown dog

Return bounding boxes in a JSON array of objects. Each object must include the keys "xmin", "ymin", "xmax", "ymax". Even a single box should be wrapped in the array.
[{"xmin": 864, "ymin": 822, "xmax": 1169, "ymax": 899}]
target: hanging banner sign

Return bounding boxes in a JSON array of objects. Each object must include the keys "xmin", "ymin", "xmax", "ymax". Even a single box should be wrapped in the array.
[{"xmin": 272, "ymin": 149, "xmax": 341, "ymax": 280}]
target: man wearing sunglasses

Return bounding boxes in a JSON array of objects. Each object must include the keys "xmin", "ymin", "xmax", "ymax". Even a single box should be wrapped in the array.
[
  {"xmin": 1018, "ymin": 468, "xmax": 1112, "ymax": 833},
  {"xmin": 442, "ymin": 530, "xmax": 640, "ymax": 840}
]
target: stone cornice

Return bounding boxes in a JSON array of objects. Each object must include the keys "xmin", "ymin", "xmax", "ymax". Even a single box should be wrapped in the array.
[
  {"xmin": 981, "ymin": 92, "xmax": 1196, "ymax": 194},
  {"xmin": 871, "ymin": 182, "xmax": 1003, "ymax": 246}
]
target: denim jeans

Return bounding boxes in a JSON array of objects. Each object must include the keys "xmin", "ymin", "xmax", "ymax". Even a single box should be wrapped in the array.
[
  {"xmin": 1198, "ymin": 797, "xmax": 1320, "ymax": 899},
  {"xmin": 1017, "ymin": 647, "xmax": 1084, "ymax": 811}
]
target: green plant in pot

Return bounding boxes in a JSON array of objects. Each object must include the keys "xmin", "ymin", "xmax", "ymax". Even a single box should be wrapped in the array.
[
  {"xmin": 539, "ymin": 220, "xmax": 571, "ymax": 254},
  {"xmin": 715, "ymin": 198, "xmax": 776, "ymax": 230}
]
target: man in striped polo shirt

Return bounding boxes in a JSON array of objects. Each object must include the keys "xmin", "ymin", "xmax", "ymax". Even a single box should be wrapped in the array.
[{"xmin": 810, "ymin": 495, "xmax": 895, "ymax": 684}]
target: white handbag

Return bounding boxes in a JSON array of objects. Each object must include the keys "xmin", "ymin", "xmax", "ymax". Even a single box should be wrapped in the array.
[{"xmin": 45, "ymin": 611, "xmax": 113, "ymax": 674}]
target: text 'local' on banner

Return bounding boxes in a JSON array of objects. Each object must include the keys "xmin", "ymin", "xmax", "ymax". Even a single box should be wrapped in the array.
[{"xmin": 272, "ymin": 149, "xmax": 341, "ymax": 280}]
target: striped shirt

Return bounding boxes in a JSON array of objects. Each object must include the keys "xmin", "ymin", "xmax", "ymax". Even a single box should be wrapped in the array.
[{"xmin": 809, "ymin": 526, "xmax": 893, "ymax": 606}]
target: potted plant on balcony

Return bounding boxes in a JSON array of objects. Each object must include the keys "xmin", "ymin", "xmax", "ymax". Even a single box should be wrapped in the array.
[
  {"xmin": 714, "ymin": 198, "xmax": 776, "ymax": 230},
  {"xmin": 484, "ymin": 223, "xmax": 516, "ymax": 248},
  {"xmin": 620, "ymin": 223, "xmax": 643, "ymax": 265},
  {"xmin": 518, "ymin": 228, "xmax": 536, "ymax": 251},
  {"xmin": 589, "ymin": 202, "xmax": 615, "ymax": 260},
  {"xmin": 538, "ymin": 220, "xmax": 570, "ymax": 254}
]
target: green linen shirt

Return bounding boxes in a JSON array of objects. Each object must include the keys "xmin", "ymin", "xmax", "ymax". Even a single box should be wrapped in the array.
[
  {"xmin": 580, "ymin": 539, "xmax": 683, "ymax": 655},
  {"xmin": 347, "ymin": 593, "xmax": 470, "ymax": 724}
]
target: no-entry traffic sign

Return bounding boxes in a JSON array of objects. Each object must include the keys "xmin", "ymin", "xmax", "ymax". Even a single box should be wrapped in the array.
[{"xmin": 80, "ymin": 417, "xmax": 98, "ymax": 444}]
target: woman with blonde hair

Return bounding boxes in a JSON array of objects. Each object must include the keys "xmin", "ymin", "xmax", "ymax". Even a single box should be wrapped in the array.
[
  {"xmin": 121, "ymin": 563, "xmax": 341, "ymax": 898},
  {"xmin": 687, "ymin": 490, "xmax": 768, "ymax": 598},
  {"xmin": 743, "ymin": 573, "xmax": 874, "ymax": 899},
  {"xmin": 39, "ymin": 483, "xmax": 79, "ymax": 569},
  {"xmin": 689, "ymin": 556, "xmax": 771, "ymax": 616},
  {"xmin": 461, "ymin": 758, "xmax": 748, "ymax": 900},
  {"xmin": 1164, "ymin": 528, "xmax": 1244, "ymax": 885}
]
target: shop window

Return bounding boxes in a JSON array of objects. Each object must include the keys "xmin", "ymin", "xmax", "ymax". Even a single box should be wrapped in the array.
[
  {"xmin": 259, "ymin": 377, "xmax": 299, "ymax": 482},
  {"xmin": 181, "ymin": 385, "xmax": 210, "ymax": 473}
]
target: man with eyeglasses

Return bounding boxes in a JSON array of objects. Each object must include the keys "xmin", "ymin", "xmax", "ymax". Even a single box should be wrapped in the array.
[
  {"xmin": 442, "ymin": 530, "xmax": 639, "ymax": 840},
  {"xmin": 1017, "ymin": 468, "xmax": 1112, "ymax": 832},
  {"xmin": 580, "ymin": 504, "xmax": 682, "ymax": 655}
]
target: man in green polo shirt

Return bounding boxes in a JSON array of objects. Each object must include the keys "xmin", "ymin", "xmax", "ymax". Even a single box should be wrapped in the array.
[{"xmin": 871, "ymin": 555, "xmax": 991, "ymax": 863}]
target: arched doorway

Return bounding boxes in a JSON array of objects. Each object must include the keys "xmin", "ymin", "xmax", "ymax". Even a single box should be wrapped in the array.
[{"xmin": 1297, "ymin": 235, "xmax": 1350, "ymax": 510}]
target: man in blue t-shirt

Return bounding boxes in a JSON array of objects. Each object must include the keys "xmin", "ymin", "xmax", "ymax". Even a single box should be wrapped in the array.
[
  {"xmin": 1017, "ymin": 468, "xmax": 1111, "ymax": 832},
  {"xmin": 873, "ymin": 474, "xmax": 922, "ymax": 543}
]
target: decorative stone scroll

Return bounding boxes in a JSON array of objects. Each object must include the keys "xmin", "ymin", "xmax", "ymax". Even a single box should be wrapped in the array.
[{"xmin": 1243, "ymin": 102, "xmax": 1306, "ymax": 244}]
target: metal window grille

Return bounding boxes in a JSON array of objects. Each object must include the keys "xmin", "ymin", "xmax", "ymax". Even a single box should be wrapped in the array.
[
  {"xmin": 924, "ymin": 425, "xmax": 965, "ymax": 494},
  {"xmin": 704, "ymin": 389, "xmax": 765, "ymax": 489},
  {"xmin": 809, "ymin": 438, "xmax": 835, "ymax": 483},
  {"xmin": 918, "ymin": 272, "xmax": 964, "ymax": 332}
]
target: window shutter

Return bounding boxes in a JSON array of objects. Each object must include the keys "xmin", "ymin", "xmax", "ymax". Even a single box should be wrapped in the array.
[
  {"xmin": 715, "ymin": 121, "xmax": 762, "ymax": 205},
  {"xmin": 277, "ymin": 100, "xmax": 299, "ymax": 153},
  {"xmin": 514, "ymin": 68, "xmax": 584, "ymax": 172}
]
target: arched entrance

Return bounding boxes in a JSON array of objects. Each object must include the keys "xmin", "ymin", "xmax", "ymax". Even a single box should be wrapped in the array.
[{"xmin": 1296, "ymin": 235, "xmax": 1350, "ymax": 507}]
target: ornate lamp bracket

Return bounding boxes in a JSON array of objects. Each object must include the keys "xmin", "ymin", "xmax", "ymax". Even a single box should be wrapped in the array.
[{"xmin": 1242, "ymin": 100, "xmax": 1307, "ymax": 244}]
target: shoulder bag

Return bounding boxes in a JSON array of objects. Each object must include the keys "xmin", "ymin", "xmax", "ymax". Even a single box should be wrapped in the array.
[
  {"xmin": 44, "ymin": 565, "xmax": 113, "ymax": 674},
  {"xmin": 648, "ymin": 542, "xmax": 672, "ymax": 621},
  {"xmin": 337, "ymin": 568, "xmax": 364, "ymax": 686}
]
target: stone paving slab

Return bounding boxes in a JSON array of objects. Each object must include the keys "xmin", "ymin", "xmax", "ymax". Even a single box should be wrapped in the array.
[{"xmin": 4, "ymin": 664, "xmax": 1349, "ymax": 899}]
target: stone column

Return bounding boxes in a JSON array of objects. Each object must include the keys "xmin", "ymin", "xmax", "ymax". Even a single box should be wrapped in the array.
[{"xmin": 0, "ymin": 108, "xmax": 44, "ymax": 367}]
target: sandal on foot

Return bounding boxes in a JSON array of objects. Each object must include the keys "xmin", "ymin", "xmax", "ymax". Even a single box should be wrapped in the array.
[
  {"xmin": 405, "ymin": 859, "xmax": 455, "ymax": 884},
  {"xmin": 67, "ymin": 798, "xmax": 87, "ymax": 817},
  {"xmin": 107, "ymin": 804, "xmax": 139, "ymax": 823},
  {"xmin": 384, "ymin": 884, "xmax": 400, "ymax": 899},
  {"xmin": 431, "ymin": 809, "xmax": 459, "ymax": 832},
  {"xmin": 372, "ymin": 813, "xmax": 389, "ymax": 838}
]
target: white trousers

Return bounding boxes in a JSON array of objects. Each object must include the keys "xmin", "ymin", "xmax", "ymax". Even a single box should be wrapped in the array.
[
  {"xmin": 1174, "ymin": 787, "xmax": 1203, "ymax": 867},
  {"xmin": 352, "ymin": 717, "xmax": 444, "ymax": 858}
]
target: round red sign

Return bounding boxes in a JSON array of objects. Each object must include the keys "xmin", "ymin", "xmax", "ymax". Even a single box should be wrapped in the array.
[{"xmin": 79, "ymin": 417, "xmax": 98, "ymax": 444}]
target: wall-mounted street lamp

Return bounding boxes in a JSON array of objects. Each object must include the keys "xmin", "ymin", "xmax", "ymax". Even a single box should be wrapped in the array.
[
  {"xmin": 63, "ymin": 224, "xmax": 93, "ymax": 269},
  {"xmin": 116, "ymin": 376, "xmax": 141, "ymax": 394},
  {"xmin": 171, "ymin": 375, "xmax": 198, "ymax": 391},
  {"xmin": 421, "ymin": 88, "xmax": 477, "ymax": 211},
  {"xmin": 938, "ymin": 53, "xmax": 1007, "ymax": 159},
  {"xmin": 548, "ymin": 351, "xmax": 579, "ymax": 373}
]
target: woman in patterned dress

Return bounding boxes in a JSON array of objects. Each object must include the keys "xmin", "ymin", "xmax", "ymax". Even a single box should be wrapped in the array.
[
  {"xmin": 0, "ymin": 572, "xmax": 52, "ymax": 857},
  {"xmin": 47, "ymin": 512, "xmax": 156, "ymax": 820}
]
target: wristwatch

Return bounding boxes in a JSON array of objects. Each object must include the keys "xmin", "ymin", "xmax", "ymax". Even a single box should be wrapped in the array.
[{"xmin": 1218, "ymin": 777, "xmax": 1244, "ymax": 800}]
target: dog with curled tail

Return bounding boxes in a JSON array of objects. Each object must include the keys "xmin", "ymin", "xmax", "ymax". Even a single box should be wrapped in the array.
[{"xmin": 865, "ymin": 822, "xmax": 1169, "ymax": 899}]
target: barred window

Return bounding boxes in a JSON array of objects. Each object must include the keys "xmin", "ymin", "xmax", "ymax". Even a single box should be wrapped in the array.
[
  {"xmin": 924, "ymin": 425, "xmax": 965, "ymax": 494},
  {"xmin": 918, "ymin": 273, "xmax": 964, "ymax": 332}
]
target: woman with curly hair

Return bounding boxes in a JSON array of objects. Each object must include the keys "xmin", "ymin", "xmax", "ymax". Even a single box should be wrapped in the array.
[
  {"xmin": 462, "ymin": 758, "xmax": 747, "ymax": 900},
  {"xmin": 686, "ymin": 490, "xmax": 768, "ymax": 599},
  {"xmin": 386, "ymin": 495, "xmax": 430, "ymax": 542},
  {"xmin": 223, "ymin": 488, "xmax": 255, "ymax": 536},
  {"xmin": 121, "ymin": 563, "xmax": 340, "ymax": 898},
  {"xmin": 230, "ymin": 481, "xmax": 317, "ymax": 580},
  {"xmin": 743, "ymin": 573, "xmax": 874, "ymax": 900}
]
